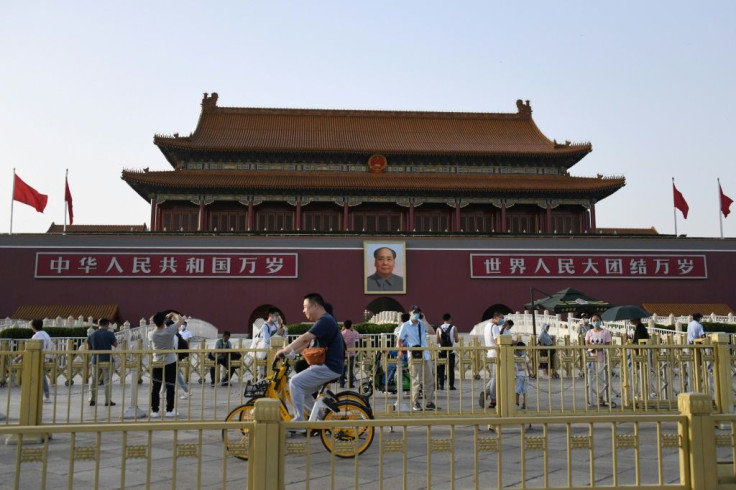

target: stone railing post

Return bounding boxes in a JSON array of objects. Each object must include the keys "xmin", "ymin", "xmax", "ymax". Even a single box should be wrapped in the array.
[
  {"xmin": 248, "ymin": 398, "xmax": 283, "ymax": 490},
  {"xmin": 269, "ymin": 336, "xmax": 285, "ymax": 373},
  {"xmin": 710, "ymin": 333, "xmax": 733, "ymax": 414},
  {"xmin": 497, "ymin": 335, "xmax": 515, "ymax": 417},
  {"xmin": 678, "ymin": 392, "xmax": 718, "ymax": 489}
]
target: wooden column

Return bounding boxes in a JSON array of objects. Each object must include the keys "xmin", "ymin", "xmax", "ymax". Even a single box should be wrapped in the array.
[
  {"xmin": 454, "ymin": 202, "xmax": 461, "ymax": 232},
  {"xmin": 409, "ymin": 201, "xmax": 415, "ymax": 231},
  {"xmin": 247, "ymin": 200, "xmax": 254, "ymax": 231},
  {"xmin": 295, "ymin": 199, "xmax": 302, "ymax": 231},
  {"xmin": 590, "ymin": 201, "xmax": 597, "ymax": 231},
  {"xmin": 198, "ymin": 199, "xmax": 206, "ymax": 231},
  {"xmin": 150, "ymin": 199, "xmax": 157, "ymax": 232},
  {"xmin": 343, "ymin": 202, "xmax": 349, "ymax": 231},
  {"xmin": 500, "ymin": 203, "xmax": 507, "ymax": 233},
  {"xmin": 546, "ymin": 202, "xmax": 552, "ymax": 233}
]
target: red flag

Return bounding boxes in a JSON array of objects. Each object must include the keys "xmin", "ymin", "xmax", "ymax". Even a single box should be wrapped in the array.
[
  {"xmin": 13, "ymin": 174, "xmax": 48, "ymax": 213},
  {"xmin": 720, "ymin": 183, "xmax": 733, "ymax": 218},
  {"xmin": 65, "ymin": 177, "xmax": 74, "ymax": 225},
  {"xmin": 672, "ymin": 182, "xmax": 689, "ymax": 219}
]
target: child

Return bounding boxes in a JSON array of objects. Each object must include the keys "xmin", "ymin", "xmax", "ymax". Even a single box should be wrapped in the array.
[{"xmin": 514, "ymin": 341, "xmax": 531, "ymax": 409}]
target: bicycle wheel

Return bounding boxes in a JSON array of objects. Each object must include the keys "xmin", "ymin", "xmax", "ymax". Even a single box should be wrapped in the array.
[
  {"xmin": 335, "ymin": 390, "xmax": 373, "ymax": 416},
  {"xmin": 320, "ymin": 400, "xmax": 374, "ymax": 458},
  {"xmin": 222, "ymin": 398, "xmax": 257, "ymax": 460},
  {"xmin": 359, "ymin": 380, "xmax": 373, "ymax": 397}
]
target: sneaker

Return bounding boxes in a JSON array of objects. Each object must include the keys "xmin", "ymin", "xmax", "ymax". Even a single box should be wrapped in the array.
[
  {"xmin": 180, "ymin": 392, "xmax": 189, "ymax": 400},
  {"xmin": 412, "ymin": 403, "xmax": 423, "ymax": 412},
  {"xmin": 165, "ymin": 410, "xmax": 179, "ymax": 418},
  {"xmin": 488, "ymin": 400, "xmax": 496, "ymax": 409},
  {"xmin": 478, "ymin": 391, "xmax": 486, "ymax": 408},
  {"xmin": 151, "ymin": 410, "xmax": 160, "ymax": 417},
  {"xmin": 89, "ymin": 400, "xmax": 96, "ymax": 407},
  {"xmin": 425, "ymin": 403, "xmax": 440, "ymax": 410},
  {"xmin": 104, "ymin": 401, "xmax": 116, "ymax": 406},
  {"xmin": 43, "ymin": 397, "xmax": 52, "ymax": 404},
  {"xmin": 449, "ymin": 386, "xmax": 457, "ymax": 390}
]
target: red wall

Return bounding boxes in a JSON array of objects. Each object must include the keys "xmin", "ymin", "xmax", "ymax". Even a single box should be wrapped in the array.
[{"xmin": 2, "ymin": 235, "xmax": 735, "ymax": 334}]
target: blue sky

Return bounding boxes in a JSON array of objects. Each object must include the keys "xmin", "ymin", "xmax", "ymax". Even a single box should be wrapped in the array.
[{"xmin": 2, "ymin": 1, "xmax": 735, "ymax": 237}]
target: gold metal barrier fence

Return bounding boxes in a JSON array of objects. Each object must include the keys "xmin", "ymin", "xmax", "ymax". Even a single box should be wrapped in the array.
[
  {"xmin": 1, "ymin": 333, "xmax": 735, "ymax": 426},
  {"xmin": 2, "ymin": 394, "xmax": 736, "ymax": 489}
]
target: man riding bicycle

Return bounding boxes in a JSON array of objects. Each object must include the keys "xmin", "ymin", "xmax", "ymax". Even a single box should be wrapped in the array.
[{"xmin": 275, "ymin": 293, "xmax": 345, "ymax": 426}]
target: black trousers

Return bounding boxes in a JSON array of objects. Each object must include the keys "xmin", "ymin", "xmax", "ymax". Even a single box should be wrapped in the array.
[
  {"xmin": 151, "ymin": 362, "xmax": 177, "ymax": 412},
  {"xmin": 211, "ymin": 358, "xmax": 237, "ymax": 383},
  {"xmin": 437, "ymin": 352, "xmax": 455, "ymax": 388}
]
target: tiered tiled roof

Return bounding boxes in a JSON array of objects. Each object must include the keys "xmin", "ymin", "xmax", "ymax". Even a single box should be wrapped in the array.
[
  {"xmin": 11, "ymin": 305, "xmax": 120, "ymax": 322},
  {"xmin": 122, "ymin": 169, "xmax": 625, "ymax": 200},
  {"xmin": 154, "ymin": 94, "xmax": 591, "ymax": 165},
  {"xmin": 46, "ymin": 223, "xmax": 148, "ymax": 233}
]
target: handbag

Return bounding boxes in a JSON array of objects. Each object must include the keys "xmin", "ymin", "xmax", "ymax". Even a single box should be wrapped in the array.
[
  {"xmin": 302, "ymin": 325, "xmax": 340, "ymax": 366},
  {"xmin": 302, "ymin": 346, "xmax": 327, "ymax": 365}
]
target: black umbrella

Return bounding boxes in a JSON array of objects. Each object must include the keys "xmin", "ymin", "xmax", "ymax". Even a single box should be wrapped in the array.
[{"xmin": 601, "ymin": 305, "xmax": 651, "ymax": 322}]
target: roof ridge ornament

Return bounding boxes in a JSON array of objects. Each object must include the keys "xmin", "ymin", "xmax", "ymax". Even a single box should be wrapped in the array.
[
  {"xmin": 202, "ymin": 92, "xmax": 219, "ymax": 113},
  {"xmin": 516, "ymin": 99, "xmax": 532, "ymax": 117}
]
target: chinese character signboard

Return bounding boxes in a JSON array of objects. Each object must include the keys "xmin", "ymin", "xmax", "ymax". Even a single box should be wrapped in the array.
[
  {"xmin": 470, "ymin": 254, "xmax": 706, "ymax": 279},
  {"xmin": 35, "ymin": 253, "xmax": 298, "ymax": 279}
]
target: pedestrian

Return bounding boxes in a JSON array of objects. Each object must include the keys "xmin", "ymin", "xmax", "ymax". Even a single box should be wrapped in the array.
[
  {"xmin": 87, "ymin": 318, "xmax": 118, "ymax": 407},
  {"xmin": 275, "ymin": 293, "xmax": 345, "ymax": 430},
  {"xmin": 538, "ymin": 323, "xmax": 556, "ymax": 379},
  {"xmin": 578, "ymin": 313, "xmax": 592, "ymax": 338},
  {"xmin": 631, "ymin": 318, "xmax": 650, "ymax": 344},
  {"xmin": 435, "ymin": 313, "xmax": 458, "ymax": 390},
  {"xmin": 14, "ymin": 319, "xmax": 53, "ymax": 404},
  {"xmin": 340, "ymin": 320, "xmax": 361, "ymax": 388},
  {"xmin": 179, "ymin": 321, "xmax": 193, "ymax": 341},
  {"xmin": 514, "ymin": 341, "xmax": 531, "ymax": 409},
  {"xmin": 585, "ymin": 314, "xmax": 612, "ymax": 407},
  {"xmin": 686, "ymin": 312, "xmax": 705, "ymax": 344},
  {"xmin": 398, "ymin": 306, "xmax": 439, "ymax": 411},
  {"xmin": 174, "ymin": 332, "xmax": 190, "ymax": 399},
  {"xmin": 479, "ymin": 311, "xmax": 503, "ymax": 409},
  {"xmin": 210, "ymin": 331, "xmax": 240, "ymax": 386},
  {"xmin": 149, "ymin": 311, "xmax": 185, "ymax": 417}
]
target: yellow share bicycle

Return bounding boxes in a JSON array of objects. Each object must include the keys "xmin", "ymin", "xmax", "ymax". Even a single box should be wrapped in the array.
[{"xmin": 223, "ymin": 358, "xmax": 375, "ymax": 459}]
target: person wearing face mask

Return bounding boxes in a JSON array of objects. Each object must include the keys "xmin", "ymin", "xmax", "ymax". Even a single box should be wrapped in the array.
[
  {"xmin": 398, "ymin": 306, "xmax": 439, "ymax": 411},
  {"xmin": 584, "ymin": 314, "xmax": 612, "ymax": 407},
  {"xmin": 578, "ymin": 313, "xmax": 592, "ymax": 338},
  {"xmin": 479, "ymin": 311, "xmax": 504, "ymax": 409},
  {"xmin": 254, "ymin": 308, "xmax": 285, "ymax": 376}
]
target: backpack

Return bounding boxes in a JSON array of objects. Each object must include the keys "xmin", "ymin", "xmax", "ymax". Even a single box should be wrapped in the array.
[
  {"xmin": 439, "ymin": 324, "xmax": 454, "ymax": 347},
  {"xmin": 176, "ymin": 333, "xmax": 189, "ymax": 360}
]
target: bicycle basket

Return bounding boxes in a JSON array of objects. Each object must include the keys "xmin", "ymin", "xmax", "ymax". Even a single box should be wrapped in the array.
[{"xmin": 243, "ymin": 379, "xmax": 270, "ymax": 397}]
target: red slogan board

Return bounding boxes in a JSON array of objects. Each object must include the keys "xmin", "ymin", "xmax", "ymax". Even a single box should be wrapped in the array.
[
  {"xmin": 470, "ymin": 254, "xmax": 706, "ymax": 279},
  {"xmin": 35, "ymin": 253, "xmax": 298, "ymax": 278}
]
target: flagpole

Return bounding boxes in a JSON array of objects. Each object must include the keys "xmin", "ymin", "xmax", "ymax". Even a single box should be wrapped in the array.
[
  {"xmin": 10, "ymin": 168, "xmax": 15, "ymax": 234},
  {"xmin": 63, "ymin": 169, "xmax": 68, "ymax": 233},
  {"xmin": 719, "ymin": 178, "xmax": 724, "ymax": 239},
  {"xmin": 672, "ymin": 177, "xmax": 678, "ymax": 236}
]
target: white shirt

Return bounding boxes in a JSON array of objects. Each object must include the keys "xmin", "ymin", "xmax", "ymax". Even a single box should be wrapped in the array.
[
  {"xmin": 179, "ymin": 328, "xmax": 193, "ymax": 340},
  {"xmin": 686, "ymin": 320, "xmax": 704, "ymax": 344},
  {"xmin": 32, "ymin": 330, "xmax": 53, "ymax": 351},
  {"xmin": 484, "ymin": 322, "xmax": 500, "ymax": 358}
]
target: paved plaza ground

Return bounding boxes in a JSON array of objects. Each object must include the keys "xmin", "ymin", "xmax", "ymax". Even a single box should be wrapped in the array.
[{"xmin": 2, "ymin": 373, "xmax": 724, "ymax": 489}]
